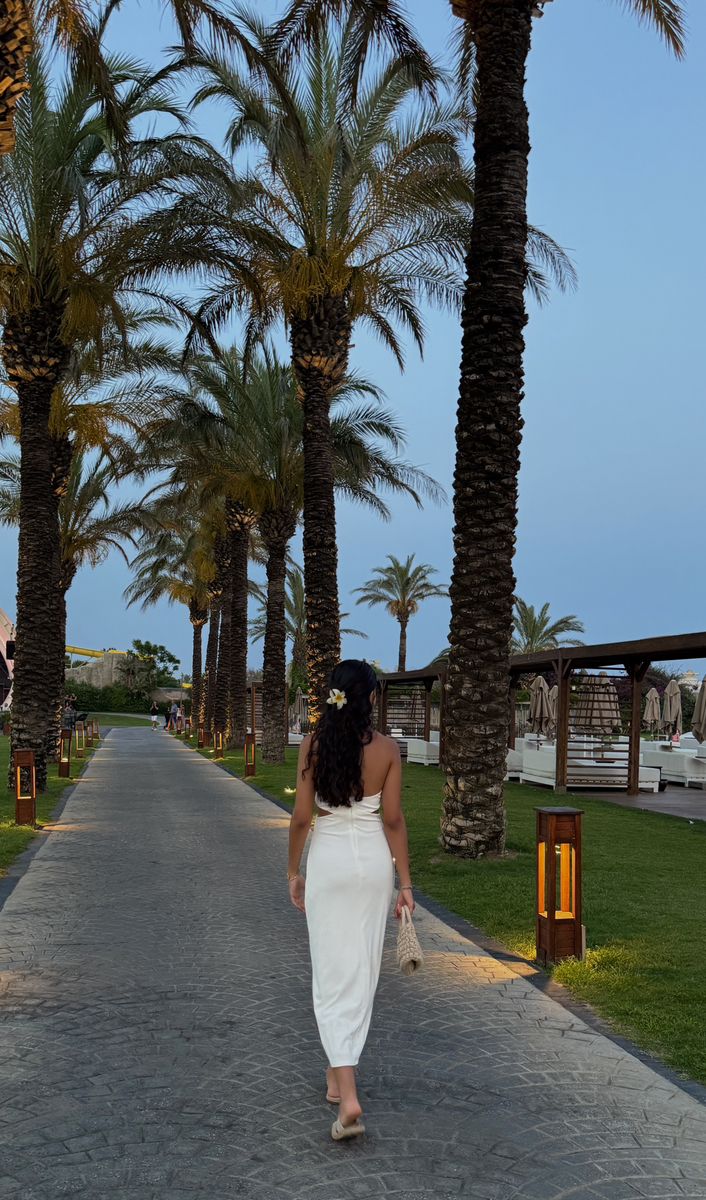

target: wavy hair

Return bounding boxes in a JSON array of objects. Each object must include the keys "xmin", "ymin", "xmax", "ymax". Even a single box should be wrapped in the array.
[{"xmin": 305, "ymin": 660, "xmax": 379, "ymax": 807}]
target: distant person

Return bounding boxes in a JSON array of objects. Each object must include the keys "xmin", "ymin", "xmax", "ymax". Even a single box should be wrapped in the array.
[
  {"xmin": 150, "ymin": 701, "xmax": 159, "ymax": 731},
  {"xmin": 177, "ymin": 702, "xmax": 185, "ymax": 732},
  {"xmin": 170, "ymin": 700, "xmax": 178, "ymax": 730},
  {"xmin": 164, "ymin": 706, "xmax": 170, "ymax": 730}
]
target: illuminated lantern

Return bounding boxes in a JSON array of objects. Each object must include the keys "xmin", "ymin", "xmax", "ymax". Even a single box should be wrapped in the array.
[
  {"xmin": 214, "ymin": 726, "xmax": 224, "ymax": 759},
  {"xmin": 93, "ymin": 719, "xmax": 100, "ymax": 741},
  {"xmin": 85, "ymin": 720, "xmax": 94, "ymax": 748},
  {"xmin": 58, "ymin": 728, "xmax": 72, "ymax": 778},
  {"xmin": 536, "ymin": 806, "xmax": 585, "ymax": 965},
  {"xmin": 184, "ymin": 716, "xmax": 192, "ymax": 738},
  {"xmin": 244, "ymin": 733, "xmax": 256, "ymax": 778},
  {"xmin": 75, "ymin": 721, "xmax": 85, "ymax": 758},
  {"xmin": 14, "ymin": 748, "xmax": 36, "ymax": 825},
  {"xmin": 197, "ymin": 726, "xmax": 204, "ymax": 747}
]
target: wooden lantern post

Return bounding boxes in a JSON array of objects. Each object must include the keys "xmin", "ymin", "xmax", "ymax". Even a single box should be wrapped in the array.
[
  {"xmin": 197, "ymin": 725, "xmax": 205, "ymax": 748},
  {"xmin": 93, "ymin": 719, "xmax": 100, "ymax": 741},
  {"xmin": 535, "ymin": 806, "xmax": 585, "ymax": 965},
  {"xmin": 85, "ymin": 719, "xmax": 94, "ymax": 748},
  {"xmin": 244, "ymin": 733, "xmax": 256, "ymax": 777},
  {"xmin": 214, "ymin": 726, "xmax": 224, "ymax": 759},
  {"xmin": 184, "ymin": 716, "xmax": 192, "ymax": 738},
  {"xmin": 14, "ymin": 748, "xmax": 36, "ymax": 825},
  {"xmin": 75, "ymin": 720, "xmax": 85, "ymax": 758},
  {"xmin": 58, "ymin": 728, "xmax": 72, "ymax": 778}
]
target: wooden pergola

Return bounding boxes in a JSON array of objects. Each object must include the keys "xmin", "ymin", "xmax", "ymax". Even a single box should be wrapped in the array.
[
  {"xmin": 380, "ymin": 632, "xmax": 706, "ymax": 795},
  {"xmin": 510, "ymin": 632, "xmax": 706, "ymax": 795}
]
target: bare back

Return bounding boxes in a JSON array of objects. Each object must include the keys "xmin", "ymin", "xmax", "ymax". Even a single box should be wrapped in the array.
[{"xmin": 295, "ymin": 731, "xmax": 402, "ymax": 822}]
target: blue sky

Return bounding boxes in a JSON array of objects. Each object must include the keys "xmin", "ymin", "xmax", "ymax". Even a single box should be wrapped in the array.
[{"xmin": 2, "ymin": 0, "xmax": 704, "ymax": 676}]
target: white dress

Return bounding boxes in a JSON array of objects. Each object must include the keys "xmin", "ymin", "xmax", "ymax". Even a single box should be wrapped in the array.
[{"xmin": 305, "ymin": 791, "xmax": 394, "ymax": 1067}]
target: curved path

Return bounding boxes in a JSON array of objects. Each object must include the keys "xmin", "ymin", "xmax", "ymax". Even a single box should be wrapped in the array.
[{"xmin": 1, "ymin": 730, "xmax": 706, "ymax": 1199}]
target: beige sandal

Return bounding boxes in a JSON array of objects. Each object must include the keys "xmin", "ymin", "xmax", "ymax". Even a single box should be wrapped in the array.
[{"xmin": 331, "ymin": 1117, "xmax": 365, "ymax": 1141}]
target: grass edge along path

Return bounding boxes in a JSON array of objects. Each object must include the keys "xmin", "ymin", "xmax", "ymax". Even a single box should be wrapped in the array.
[
  {"xmin": 186, "ymin": 736, "xmax": 706, "ymax": 1085},
  {"xmin": 0, "ymin": 733, "xmax": 95, "ymax": 876}
]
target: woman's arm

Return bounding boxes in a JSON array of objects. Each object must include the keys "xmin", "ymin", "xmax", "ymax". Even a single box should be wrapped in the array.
[
  {"xmin": 380, "ymin": 742, "xmax": 415, "ymax": 916},
  {"xmin": 287, "ymin": 737, "xmax": 316, "ymax": 912}
]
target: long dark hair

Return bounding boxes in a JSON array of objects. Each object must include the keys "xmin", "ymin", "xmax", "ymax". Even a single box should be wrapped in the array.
[{"xmin": 306, "ymin": 660, "xmax": 379, "ymax": 807}]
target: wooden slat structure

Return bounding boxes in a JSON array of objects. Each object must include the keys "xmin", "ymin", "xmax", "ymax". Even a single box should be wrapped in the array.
[{"xmin": 381, "ymin": 632, "xmax": 706, "ymax": 794}]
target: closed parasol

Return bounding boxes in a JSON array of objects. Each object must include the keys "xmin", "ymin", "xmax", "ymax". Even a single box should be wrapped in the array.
[
  {"xmin": 643, "ymin": 687, "xmax": 661, "ymax": 731},
  {"xmin": 692, "ymin": 676, "xmax": 706, "ymax": 744},
  {"xmin": 661, "ymin": 679, "xmax": 683, "ymax": 736},
  {"xmin": 547, "ymin": 684, "xmax": 559, "ymax": 737},
  {"xmin": 529, "ymin": 675, "xmax": 552, "ymax": 737}
]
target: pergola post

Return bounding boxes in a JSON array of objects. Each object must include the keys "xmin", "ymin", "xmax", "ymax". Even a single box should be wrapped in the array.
[
  {"xmin": 554, "ymin": 658, "xmax": 572, "ymax": 794},
  {"xmin": 423, "ymin": 680, "xmax": 433, "ymax": 742},
  {"xmin": 627, "ymin": 660, "xmax": 650, "ymax": 796},
  {"xmin": 379, "ymin": 680, "xmax": 388, "ymax": 733}
]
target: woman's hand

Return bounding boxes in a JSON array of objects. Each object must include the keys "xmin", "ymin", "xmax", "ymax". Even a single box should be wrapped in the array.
[
  {"xmin": 395, "ymin": 888, "xmax": 415, "ymax": 918},
  {"xmin": 289, "ymin": 874, "xmax": 306, "ymax": 913}
]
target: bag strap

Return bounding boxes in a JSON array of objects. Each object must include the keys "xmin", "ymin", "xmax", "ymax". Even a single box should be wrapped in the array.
[{"xmin": 400, "ymin": 906, "xmax": 412, "ymax": 928}]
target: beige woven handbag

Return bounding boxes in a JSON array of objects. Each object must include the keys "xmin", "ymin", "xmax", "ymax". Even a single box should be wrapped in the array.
[{"xmin": 396, "ymin": 906, "xmax": 424, "ymax": 976}]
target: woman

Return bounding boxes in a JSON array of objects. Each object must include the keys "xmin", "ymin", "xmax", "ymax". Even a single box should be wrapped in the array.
[
  {"xmin": 150, "ymin": 701, "xmax": 159, "ymax": 731},
  {"xmin": 288, "ymin": 659, "xmax": 414, "ymax": 1141}
]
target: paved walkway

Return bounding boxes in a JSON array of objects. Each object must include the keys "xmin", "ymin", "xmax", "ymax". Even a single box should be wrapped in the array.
[{"xmin": 1, "ymin": 731, "xmax": 706, "ymax": 1199}]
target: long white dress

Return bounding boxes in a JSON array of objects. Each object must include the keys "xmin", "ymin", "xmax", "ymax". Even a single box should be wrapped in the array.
[{"xmin": 305, "ymin": 791, "xmax": 394, "ymax": 1068}]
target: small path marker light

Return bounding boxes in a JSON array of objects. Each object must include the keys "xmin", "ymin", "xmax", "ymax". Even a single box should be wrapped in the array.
[
  {"xmin": 85, "ymin": 720, "xmax": 94, "ymax": 748},
  {"xmin": 14, "ymin": 748, "xmax": 36, "ymax": 825},
  {"xmin": 244, "ymin": 733, "xmax": 256, "ymax": 778},
  {"xmin": 75, "ymin": 721, "xmax": 85, "ymax": 758},
  {"xmin": 535, "ymin": 807, "xmax": 585, "ymax": 965},
  {"xmin": 59, "ymin": 728, "xmax": 72, "ymax": 778},
  {"xmin": 214, "ymin": 726, "xmax": 224, "ymax": 759}
]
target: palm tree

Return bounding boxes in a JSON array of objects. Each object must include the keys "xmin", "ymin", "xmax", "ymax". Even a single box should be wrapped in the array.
[
  {"xmin": 0, "ymin": 0, "xmax": 241, "ymax": 157},
  {"xmin": 0, "ymin": 53, "xmax": 218, "ymax": 785},
  {"xmin": 274, "ymin": 0, "xmax": 686, "ymax": 853},
  {"xmin": 251, "ymin": 561, "xmax": 368, "ymax": 690},
  {"xmin": 0, "ymin": 450, "xmax": 143, "ymax": 719},
  {"xmin": 162, "ymin": 345, "xmax": 439, "ymax": 762},
  {"xmin": 125, "ymin": 521, "xmax": 214, "ymax": 727},
  {"xmin": 354, "ymin": 554, "xmax": 446, "ymax": 671},
  {"xmin": 511, "ymin": 599, "xmax": 584, "ymax": 656},
  {"xmin": 183, "ymin": 14, "xmax": 474, "ymax": 718}
]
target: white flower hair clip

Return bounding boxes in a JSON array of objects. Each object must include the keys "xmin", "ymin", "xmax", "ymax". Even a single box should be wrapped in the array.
[{"xmin": 326, "ymin": 688, "xmax": 347, "ymax": 710}]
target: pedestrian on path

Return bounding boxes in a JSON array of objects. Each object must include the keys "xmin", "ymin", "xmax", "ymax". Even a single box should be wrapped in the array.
[
  {"xmin": 150, "ymin": 701, "xmax": 159, "ymax": 731},
  {"xmin": 288, "ymin": 659, "xmax": 414, "ymax": 1142}
]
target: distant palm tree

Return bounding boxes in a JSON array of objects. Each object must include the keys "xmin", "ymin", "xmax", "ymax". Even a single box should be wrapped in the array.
[
  {"xmin": 511, "ymin": 599, "xmax": 584, "ymax": 655},
  {"xmin": 125, "ymin": 521, "xmax": 215, "ymax": 728},
  {"xmin": 354, "ymin": 554, "xmax": 446, "ymax": 672}
]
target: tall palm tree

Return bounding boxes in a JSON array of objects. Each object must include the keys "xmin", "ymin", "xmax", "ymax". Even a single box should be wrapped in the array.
[
  {"xmin": 183, "ymin": 14, "xmax": 474, "ymax": 718},
  {"xmin": 162, "ymin": 345, "xmax": 439, "ymax": 762},
  {"xmin": 511, "ymin": 599, "xmax": 584, "ymax": 656},
  {"xmin": 0, "ymin": 54, "xmax": 219, "ymax": 785},
  {"xmin": 250, "ymin": 561, "xmax": 368, "ymax": 692},
  {"xmin": 275, "ymin": 0, "xmax": 686, "ymax": 853},
  {"xmin": 125, "ymin": 521, "xmax": 214, "ymax": 727},
  {"xmin": 354, "ymin": 554, "xmax": 446, "ymax": 672}
]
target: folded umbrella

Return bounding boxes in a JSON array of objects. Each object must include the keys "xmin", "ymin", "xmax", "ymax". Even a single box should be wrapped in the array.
[
  {"xmin": 692, "ymin": 677, "xmax": 706, "ymax": 744},
  {"xmin": 643, "ymin": 687, "xmax": 661, "ymax": 728},
  {"xmin": 661, "ymin": 679, "xmax": 683, "ymax": 736},
  {"xmin": 528, "ymin": 675, "xmax": 552, "ymax": 737}
]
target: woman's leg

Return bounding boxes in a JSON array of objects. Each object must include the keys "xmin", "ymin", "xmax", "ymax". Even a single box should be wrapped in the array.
[{"xmin": 332, "ymin": 1067, "xmax": 362, "ymax": 1126}]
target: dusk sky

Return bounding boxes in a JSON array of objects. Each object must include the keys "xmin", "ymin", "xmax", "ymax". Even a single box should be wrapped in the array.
[{"xmin": 1, "ymin": 0, "xmax": 704, "ymax": 677}]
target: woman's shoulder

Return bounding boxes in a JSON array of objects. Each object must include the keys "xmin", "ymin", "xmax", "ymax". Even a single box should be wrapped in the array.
[{"xmin": 368, "ymin": 731, "xmax": 401, "ymax": 759}]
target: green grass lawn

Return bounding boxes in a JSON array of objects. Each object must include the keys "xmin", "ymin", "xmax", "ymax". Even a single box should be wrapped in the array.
[
  {"xmin": 92, "ymin": 712, "xmax": 151, "ymax": 727},
  {"xmin": 194, "ymin": 739, "xmax": 706, "ymax": 1085},
  {"xmin": 0, "ymin": 733, "xmax": 93, "ymax": 874}
]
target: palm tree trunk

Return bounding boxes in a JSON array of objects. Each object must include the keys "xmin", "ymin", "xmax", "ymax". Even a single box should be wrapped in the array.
[
  {"xmin": 45, "ymin": 438, "xmax": 74, "ymax": 762},
  {"xmin": 441, "ymin": 1, "xmax": 531, "ymax": 858},
  {"xmin": 214, "ymin": 585, "xmax": 231, "ymax": 735},
  {"xmin": 203, "ymin": 598, "xmax": 220, "ymax": 733},
  {"xmin": 3, "ymin": 304, "xmax": 67, "ymax": 790},
  {"xmin": 260, "ymin": 512, "xmax": 295, "ymax": 764},
  {"xmin": 226, "ymin": 513, "xmax": 251, "ymax": 749},
  {"xmin": 397, "ymin": 618, "xmax": 409, "ymax": 673},
  {"xmin": 189, "ymin": 601, "xmax": 207, "ymax": 726},
  {"xmin": 290, "ymin": 296, "xmax": 350, "ymax": 720},
  {"xmin": 0, "ymin": 0, "xmax": 32, "ymax": 157}
]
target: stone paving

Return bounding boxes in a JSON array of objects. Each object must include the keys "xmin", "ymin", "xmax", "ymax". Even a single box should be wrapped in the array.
[{"xmin": 1, "ymin": 729, "xmax": 706, "ymax": 1199}]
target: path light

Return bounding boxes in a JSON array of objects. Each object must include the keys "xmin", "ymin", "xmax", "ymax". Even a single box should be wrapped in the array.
[
  {"xmin": 535, "ymin": 806, "xmax": 585, "ymax": 965},
  {"xmin": 94, "ymin": 719, "xmax": 100, "ymax": 741},
  {"xmin": 75, "ymin": 721, "xmax": 85, "ymax": 758},
  {"xmin": 214, "ymin": 726, "xmax": 224, "ymax": 759},
  {"xmin": 244, "ymin": 733, "xmax": 256, "ymax": 778},
  {"xmin": 58, "ymin": 728, "xmax": 72, "ymax": 778},
  {"xmin": 14, "ymin": 748, "xmax": 36, "ymax": 825},
  {"xmin": 85, "ymin": 720, "xmax": 94, "ymax": 748},
  {"xmin": 197, "ymin": 726, "xmax": 204, "ymax": 747},
  {"xmin": 184, "ymin": 716, "xmax": 192, "ymax": 738}
]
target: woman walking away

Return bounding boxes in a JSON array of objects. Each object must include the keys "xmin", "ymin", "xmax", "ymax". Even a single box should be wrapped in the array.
[
  {"xmin": 288, "ymin": 659, "xmax": 414, "ymax": 1141},
  {"xmin": 150, "ymin": 701, "xmax": 159, "ymax": 731}
]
